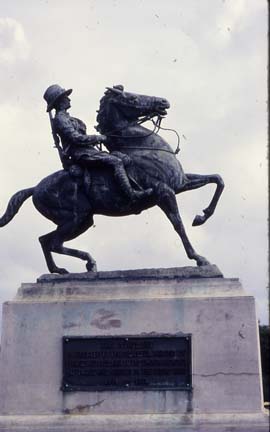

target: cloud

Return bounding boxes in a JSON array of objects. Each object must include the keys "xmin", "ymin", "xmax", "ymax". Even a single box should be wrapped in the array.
[
  {"xmin": 213, "ymin": 0, "xmax": 246, "ymax": 45},
  {"xmin": 0, "ymin": 18, "xmax": 30, "ymax": 64}
]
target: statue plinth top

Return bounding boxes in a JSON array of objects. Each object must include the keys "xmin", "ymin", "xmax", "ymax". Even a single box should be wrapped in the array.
[
  {"xmin": 36, "ymin": 264, "xmax": 223, "ymax": 284},
  {"xmin": 15, "ymin": 265, "xmax": 246, "ymax": 303}
]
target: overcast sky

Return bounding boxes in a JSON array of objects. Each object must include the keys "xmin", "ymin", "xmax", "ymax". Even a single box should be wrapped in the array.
[{"xmin": 0, "ymin": 0, "xmax": 268, "ymax": 327}]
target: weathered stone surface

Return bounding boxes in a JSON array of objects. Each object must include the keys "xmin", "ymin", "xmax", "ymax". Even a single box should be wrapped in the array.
[
  {"xmin": 0, "ymin": 268, "xmax": 268, "ymax": 431},
  {"xmin": 0, "ymin": 413, "xmax": 269, "ymax": 432},
  {"xmin": 17, "ymin": 278, "xmax": 241, "ymax": 302},
  {"xmin": 37, "ymin": 264, "xmax": 223, "ymax": 283}
]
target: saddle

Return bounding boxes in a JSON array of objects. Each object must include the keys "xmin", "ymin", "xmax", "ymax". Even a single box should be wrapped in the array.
[{"xmin": 66, "ymin": 163, "xmax": 143, "ymax": 199}]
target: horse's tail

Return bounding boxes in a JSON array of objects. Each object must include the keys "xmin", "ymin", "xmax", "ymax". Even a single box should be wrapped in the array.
[{"xmin": 0, "ymin": 187, "xmax": 35, "ymax": 227}]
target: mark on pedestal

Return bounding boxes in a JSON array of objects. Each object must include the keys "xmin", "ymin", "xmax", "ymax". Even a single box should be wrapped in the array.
[
  {"xmin": 63, "ymin": 400, "xmax": 105, "ymax": 415},
  {"xmin": 195, "ymin": 372, "xmax": 258, "ymax": 377},
  {"xmin": 238, "ymin": 330, "xmax": 245, "ymax": 339},
  {"xmin": 63, "ymin": 322, "xmax": 79, "ymax": 329},
  {"xmin": 90, "ymin": 309, "xmax": 122, "ymax": 329}
]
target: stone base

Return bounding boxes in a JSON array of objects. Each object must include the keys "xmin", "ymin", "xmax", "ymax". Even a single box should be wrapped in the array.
[
  {"xmin": 0, "ymin": 412, "xmax": 269, "ymax": 432},
  {"xmin": 0, "ymin": 266, "xmax": 268, "ymax": 431}
]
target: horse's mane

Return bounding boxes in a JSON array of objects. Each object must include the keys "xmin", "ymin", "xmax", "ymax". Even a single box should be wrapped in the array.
[{"xmin": 95, "ymin": 91, "xmax": 112, "ymax": 133}]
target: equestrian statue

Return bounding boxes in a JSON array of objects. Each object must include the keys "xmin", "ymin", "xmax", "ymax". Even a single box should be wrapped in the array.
[{"xmin": 0, "ymin": 84, "xmax": 224, "ymax": 274}]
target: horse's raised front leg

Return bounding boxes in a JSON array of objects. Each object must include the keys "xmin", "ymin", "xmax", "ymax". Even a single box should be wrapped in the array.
[
  {"xmin": 179, "ymin": 173, "xmax": 224, "ymax": 226},
  {"xmin": 157, "ymin": 183, "xmax": 210, "ymax": 267}
]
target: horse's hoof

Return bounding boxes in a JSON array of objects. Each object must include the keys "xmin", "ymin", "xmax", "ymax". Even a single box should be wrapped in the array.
[
  {"xmin": 52, "ymin": 267, "xmax": 69, "ymax": 275},
  {"xmin": 86, "ymin": 262, "xmax": 97, "ymax": 272},
  {"xmin": 192, "ymin": 214, "xmax": 205, "ymax": 226},
  {"xmin": 197, "ymin": 256, "xmax": 210, "ymax": 266}
]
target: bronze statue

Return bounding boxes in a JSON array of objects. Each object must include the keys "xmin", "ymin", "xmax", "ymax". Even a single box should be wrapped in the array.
[
  {"xmin": 43, "ymin": 84, "xmax": 152, "ymax": 202},
  {"xmin": 0, "ymin": 85, "xmax": 224, "ymax": 274}
]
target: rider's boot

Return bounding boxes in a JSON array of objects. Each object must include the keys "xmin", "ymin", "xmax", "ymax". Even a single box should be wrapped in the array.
[{"xmin": 114, "ymin": 166, "xmax": 153, "ymax": 201}]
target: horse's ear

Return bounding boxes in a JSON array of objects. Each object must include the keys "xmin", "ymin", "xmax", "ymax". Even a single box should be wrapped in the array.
[
  {"xmin": 113, "ymin": 84, "xmax": 124, "ymax": 91},
  {"xmin": 105, "ymin": 85, "xmax": 124, "ymax": 95}
]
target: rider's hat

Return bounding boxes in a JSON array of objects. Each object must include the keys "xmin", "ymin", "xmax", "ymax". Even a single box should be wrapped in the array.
[{"xmin": 43, "ymin": 84, "xmax": 73, "ymax": 112}]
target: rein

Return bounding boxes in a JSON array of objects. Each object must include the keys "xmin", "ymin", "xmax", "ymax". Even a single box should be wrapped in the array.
[{"xmin": 104, "ymin": 115, "xmax": 180, "ymax": 155}]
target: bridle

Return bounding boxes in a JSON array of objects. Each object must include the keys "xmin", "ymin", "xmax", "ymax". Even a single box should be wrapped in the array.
[{"xmin": 102, "ymin": 114, "xmax": 181, "ymax": 155}]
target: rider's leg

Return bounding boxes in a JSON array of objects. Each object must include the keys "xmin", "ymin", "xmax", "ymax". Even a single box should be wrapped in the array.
[
  {"xmin": 112, "ymin": 158, "xmax": 152, "ymax": 200},
  {"xmin": 80, "ymin": 153, "xmax": 152, "ymax": 201}
]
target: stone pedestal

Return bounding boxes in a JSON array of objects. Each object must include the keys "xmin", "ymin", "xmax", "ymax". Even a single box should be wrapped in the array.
[{"xmin": 0, "ymin": 266, "xmax": 268, "ymax": 431}]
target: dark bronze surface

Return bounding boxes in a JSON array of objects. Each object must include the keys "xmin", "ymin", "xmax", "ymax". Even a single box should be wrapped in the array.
[
  {"xmin": 62, "ymin": 336, "xmax": 191, "ymax": 391},
  {"xmin": 0, "ymin": 85, "xmax": 224, "ymax": 274}
]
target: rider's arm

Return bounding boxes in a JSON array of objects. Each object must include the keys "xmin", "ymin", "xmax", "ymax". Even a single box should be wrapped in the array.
[{"xmin": 54, "ymin": 113, "xmax": 105, "ymax": 146}]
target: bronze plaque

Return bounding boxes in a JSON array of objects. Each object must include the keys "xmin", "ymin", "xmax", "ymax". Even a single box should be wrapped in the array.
[{"xmin": 62, "ymin": 336, "xmax": 191, "ymax": 391}]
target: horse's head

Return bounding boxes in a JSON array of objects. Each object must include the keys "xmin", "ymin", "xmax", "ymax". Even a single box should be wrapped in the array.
[{"xmin": 96, "ymin": 85, "xmax": 170, "ymax": 133}]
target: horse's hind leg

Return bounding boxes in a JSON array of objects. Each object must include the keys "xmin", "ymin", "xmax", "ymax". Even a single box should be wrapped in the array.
[
  {"xmin": 39, "ymin": 231, "xmax": 65, "ymax": 274},
  {"xmin": 158, "ymin": 184, "xmax": 210, "ymax": 266},
  {"xmin": 180, "ymin": 173, "xmax": 224, "ymax": 226},
  {"xmin": 39, "ymin": 216, "xmax": 96, "ymax": 274}
]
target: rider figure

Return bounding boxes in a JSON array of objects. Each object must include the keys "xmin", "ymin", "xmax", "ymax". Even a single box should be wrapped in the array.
[{"xmin": 43, "ymin": 84, "xmax": 152, "ymax": 201}]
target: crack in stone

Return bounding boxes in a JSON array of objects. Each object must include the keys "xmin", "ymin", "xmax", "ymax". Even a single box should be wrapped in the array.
[
  {"xmin": 194, "ymin": 372, "xmax": 258, "ymax": 377},
  {"xmin": 63, "ymin": 399, "xmax": 105, "ymax": 415}
]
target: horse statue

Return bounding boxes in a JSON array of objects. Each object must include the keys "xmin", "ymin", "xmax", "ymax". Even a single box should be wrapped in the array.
[{"xmin": 0, "ymin": 85, "xmax": 224, "ymax": 274}]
